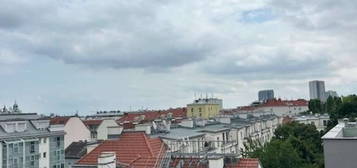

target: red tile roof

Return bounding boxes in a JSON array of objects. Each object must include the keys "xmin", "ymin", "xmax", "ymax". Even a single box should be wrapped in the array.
[
  {"xmin": 76, "ymin": 132, "xmax": 166, "ymax": 168},
  {"xmin": 221, "ymin": 99, "xmax": 308, "ymax": 115},
  {"xmin": 83, "ymin": 119, "xmax": 103, "ymax": 127},
  {"xmin": 50, "ymin": 117, "xmax": 71, "ymax": 125},
  {"xmin": 261, "ymin": 99, "xmax": 308, "ymax": 107},
  {"xmin": 170, "ymin": 157, "xmax": 208, "ymax": 168},
  {"xmin": 117, "ymin": 108, "xmax": 187, "ymax": 124},
  {"xmin": 226, "ymin": 158, "xmax": 260, "ymax": 168},
  {"xmin": 282, "ymin": 116, "xmax": 293, "ymax": 124}
]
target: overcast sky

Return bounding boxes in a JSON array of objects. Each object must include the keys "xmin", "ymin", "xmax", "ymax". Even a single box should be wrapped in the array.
[{"xmin": 1, "ymin": 0, "xmax": 357, "ymax": 115}]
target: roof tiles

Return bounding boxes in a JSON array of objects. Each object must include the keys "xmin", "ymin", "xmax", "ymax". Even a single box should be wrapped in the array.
[{"xmin": 76, "ymin": 132, "xmax": 166, "ymax": 168}]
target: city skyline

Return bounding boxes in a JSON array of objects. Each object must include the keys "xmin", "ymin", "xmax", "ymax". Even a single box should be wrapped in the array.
[{"xmin": 1, "ymin": 0, "xmax": 357, "ymax": 115}]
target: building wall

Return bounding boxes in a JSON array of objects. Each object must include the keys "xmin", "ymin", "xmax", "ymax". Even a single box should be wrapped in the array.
[
  {"xmin": 323, "ymin": 139, "xmax": 357, "ymax": 168},
  {"xmin": 309, "ymin": 80, "xmax": 326, "ymax": 101},
  {"xmin": 187, "ymin": 104, "xmax": 220, "ymax": 119},
  {"xmin": 97, "ymin": 120, "xmax": 120, "ymax": 140},
  {"xmin": 258, "ymin": 106, "xmax": 308, "ymax": 117},
  {"xmin": 64, "ymin": 117, "xmax": 91, "ymax": 148},
  {"xmin": 49, "ymin": 135, "xmax": 65, "ymax": 168},
  {"xmin": 258, "ymin": 90, "xmax": 274, "ymax": 102},
  {"xmin": 0, "ymin": 144, "xmax": 2, "ymax": 167},
  {"xmin": 39, "ymin": 137, "xmax": 50, "ymax": 168}
]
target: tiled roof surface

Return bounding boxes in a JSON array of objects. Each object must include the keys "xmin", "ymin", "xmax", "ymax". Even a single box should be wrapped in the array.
[
  {"xmin": 117, "ymin": 108, "xmax": 186, "ymax": 123},
  {"xmin": 50, "ymin": 117, "xmax": 71, "ymax": 125},
  {"xmin": 83, "ymin": 119, "xmax": 103, "ymax": 127},
  {"xmin": 76, "ymin": 132, "xmax": 166, "ymax": 168},
  {"xmin": 65, "ymin": 141, "xmax": 87, "ymax": 159},
  {"xmin": 226, "ymin": 158, "xmax": 260, "ymax": 168},
  {"xmin": 170, "ymin": 158, "xmax": 208, "ymax": 168}
]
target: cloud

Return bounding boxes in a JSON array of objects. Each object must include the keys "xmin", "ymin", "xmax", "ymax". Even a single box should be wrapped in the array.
[{"xmin": 0, "ymin": 0, "xmax": 357, "ymax": 82}]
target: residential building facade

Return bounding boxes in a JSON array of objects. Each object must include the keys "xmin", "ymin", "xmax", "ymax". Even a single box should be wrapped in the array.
[
  {"xmin": 0, "ymin": 114, "xmax": 65, "ymax": 168},
  {"xmin": 50, "ymin": 117, "xmax": 91, "ymax": 149},
  {"xmin": 187, "ymin": 98, "xmax": 222, "ymax": 119},
  {"xmin": 322, "ymin": 119, "xmax": 357, "ymax": 168}
]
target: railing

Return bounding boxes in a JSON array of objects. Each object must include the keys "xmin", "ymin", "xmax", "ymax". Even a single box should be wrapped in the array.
[{"xmin": 167, "ymin": 140, "xmax": 239, "ymax": 156}]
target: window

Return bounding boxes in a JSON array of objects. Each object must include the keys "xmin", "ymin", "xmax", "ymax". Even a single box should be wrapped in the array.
[
  {"xmin": 30, "ymin": 142, "xmax": 35, "ymax": 153},
  {"xmin": 14, "ymin": 143, "xmax": 18, "ymax": 154},
  {"xmin": 323, "ymin": 120, "xmax": 327, "ymax": 126},
  {"xmin": 43, "ymin": 138, "xmax": 47, "ymax": 143},
  {"xmin": 13, "ymin": 158, "xmax": 18, "ymax": 168},
  {"xmin": 191, "ymin": 108, "xmax": 193, "ymax": 112},
  {"xmin": 30, "ymin": 156, "xmax": 35, "ymax": 166},
  {"xmin": 199, "ymin": 108, "xmax": 202, "ymax": 112},
  {"xmin": 56, "ymin": 137, "xmax": 61, "ymax": 148},
  {"xmin": 43, "ymin": 152, "xmax": 47, "ymax": 158}
]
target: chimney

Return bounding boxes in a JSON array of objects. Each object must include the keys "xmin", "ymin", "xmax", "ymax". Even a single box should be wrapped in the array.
[
  {"xmin": 98, "ymin": 152, "xmax": 116, "ymax": 168},
  {"xmin": 343, "ymin": 118, "xmax": 349, "ymax": 127},
  {"xmin": 209, "ymin": 156, "xmax": 224, "ymax": 168}
]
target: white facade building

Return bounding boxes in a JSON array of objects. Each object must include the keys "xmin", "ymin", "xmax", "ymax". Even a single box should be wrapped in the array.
[
  {"xmin": 50, "ymin": 117, "xmax": 91, "ymax": 149},
  {"xmin": 293, "ymin": 114, "xmax": 330, "ymax": 131},
  {"xmin": 322, "ymin": 120, "xmax": 357, "ymax": 168}
]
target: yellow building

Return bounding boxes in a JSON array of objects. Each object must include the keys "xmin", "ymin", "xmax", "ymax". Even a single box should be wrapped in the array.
[{"xmin": 187, "ymin": 98, "xmax": 222, "ymax": 119}]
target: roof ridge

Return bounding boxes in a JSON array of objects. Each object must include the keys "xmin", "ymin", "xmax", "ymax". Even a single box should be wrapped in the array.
[{"xmin": 142, "ymin": 133, "xmax": 155, "ymax": 157}]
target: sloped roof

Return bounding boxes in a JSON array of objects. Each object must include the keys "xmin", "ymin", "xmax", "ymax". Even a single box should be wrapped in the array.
[
  {"xmin": 117, "ymin": 108, "xmax": 187, "ymax": 123},
  {"xmin": 50, "ymin": 117, "xmax": 71, "ymax": 125},
  {"xmin": 261, "ymin": 99, "xmax": 308, "ymax": 107},
  {"xmin": 76, "ymin": 132, "xmax": 166, "ymax": 168},
  {"xmin": 65, "ymin": 141, "xmax": 87, "ymax": 159},
  {"xmin": 170, "ymin": 158, "xmax": 208, "ymax": 168},
  {"xmin": 83, "ymin": 120, "xmax": 103, "ymax": 127},
  {"xmin": 226, "ymin": 158, "xmax": 260, "ymax": 168}
]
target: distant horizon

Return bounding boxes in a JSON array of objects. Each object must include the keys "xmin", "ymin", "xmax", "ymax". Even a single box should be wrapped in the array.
[{"xmin": 2, "ymin": 87, "xmax": 354, "ymax": 116}]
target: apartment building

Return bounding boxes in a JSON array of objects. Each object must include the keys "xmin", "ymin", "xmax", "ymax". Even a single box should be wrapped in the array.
[
  {"xmin": 154, "ymin": 114, "xmax": 281, "ymax": 157},
  {"xmin": 187, "ymin": 98, "xmax": 222, "ymax": 119},
  {"xmin": 322, "ymin": 119, "xmax": 357, "ymax": 168},
  {"xmin": 0, "ymin": 113, "xmax": 65, "ymax": 168},
  {"xmin": 50, "ymin": 117, "xmax": 91, "ymax": 149},
  {"xmin": 293, "ymin": 114, "xmax": 330, "ymax": 131},
  {"xmin": 83, "ymin": 119, "xmax": 122, "ymax": 140},
  {"xmin": 222, "ymin": 99, "xmax": 309, "ymax": 117}
]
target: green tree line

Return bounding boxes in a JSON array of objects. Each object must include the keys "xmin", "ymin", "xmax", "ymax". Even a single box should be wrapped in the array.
[{"xmin": 242, "ymin": 94, "xmax": 357, "ymax": 168}]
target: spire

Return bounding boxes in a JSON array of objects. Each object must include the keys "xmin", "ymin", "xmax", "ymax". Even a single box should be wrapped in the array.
[{"xmin": 12, "ymin": 101, "xmax": 21, "ymax": 113}]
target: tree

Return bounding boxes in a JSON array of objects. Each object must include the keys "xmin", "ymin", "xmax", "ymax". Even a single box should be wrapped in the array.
[
  {"xmin": 308, "ymin": 99, "xmax": 323, "ymax": 114},
  {"xmin": 243, "ymin": 122, "xmax": 324, "ymax": 168}
]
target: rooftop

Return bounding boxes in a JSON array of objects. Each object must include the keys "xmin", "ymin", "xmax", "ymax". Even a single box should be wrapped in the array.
[
  {"xmin": 117, "ymin": 108, "xmax": 186, "ymax": 123},
  {"xmin": 65, "ymin": 141, "xmax": 87, "ymax": 159},
  {"xmin": 322, "ymin": 121, "xmax": 357, "ymax": 140},
  {"xmin": 226, "ymin": 158, "xmax": 261, "ymax": 168},
  {"xmin": 83, "ymin": 119, "xmax": 103, "ymax": 127},
  {"xmin": 50, "ymin": 117, "xmax": 71, "ymax": 125},
  {"xmin": 76, "ymin": 132, "xmax": 166, "ymax": 168}
]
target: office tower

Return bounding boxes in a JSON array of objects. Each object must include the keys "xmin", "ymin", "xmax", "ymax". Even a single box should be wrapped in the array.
[
  {"xmin": 258, "ymin": 90, "xmax": 274, "ymax": 102},
  {"xmin": 309, "ymin": 80, "xmax": 326, "ymax": 101}
]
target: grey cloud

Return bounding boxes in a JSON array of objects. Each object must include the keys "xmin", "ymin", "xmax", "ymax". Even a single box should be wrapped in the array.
[
  {"xmin": 201, "ymin": 47, "xmax": 331, "ymax": 80},
  {"xmin": 0, "ymin": 0, "xmax": 215, "ymax": 69},
  {"xmin": 270, "ymin": 0, "xmax": 357, "ymax": 31},
  {"xmin": 1, "ymin": 0, "xmax": 356, "ymax": 80}
]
